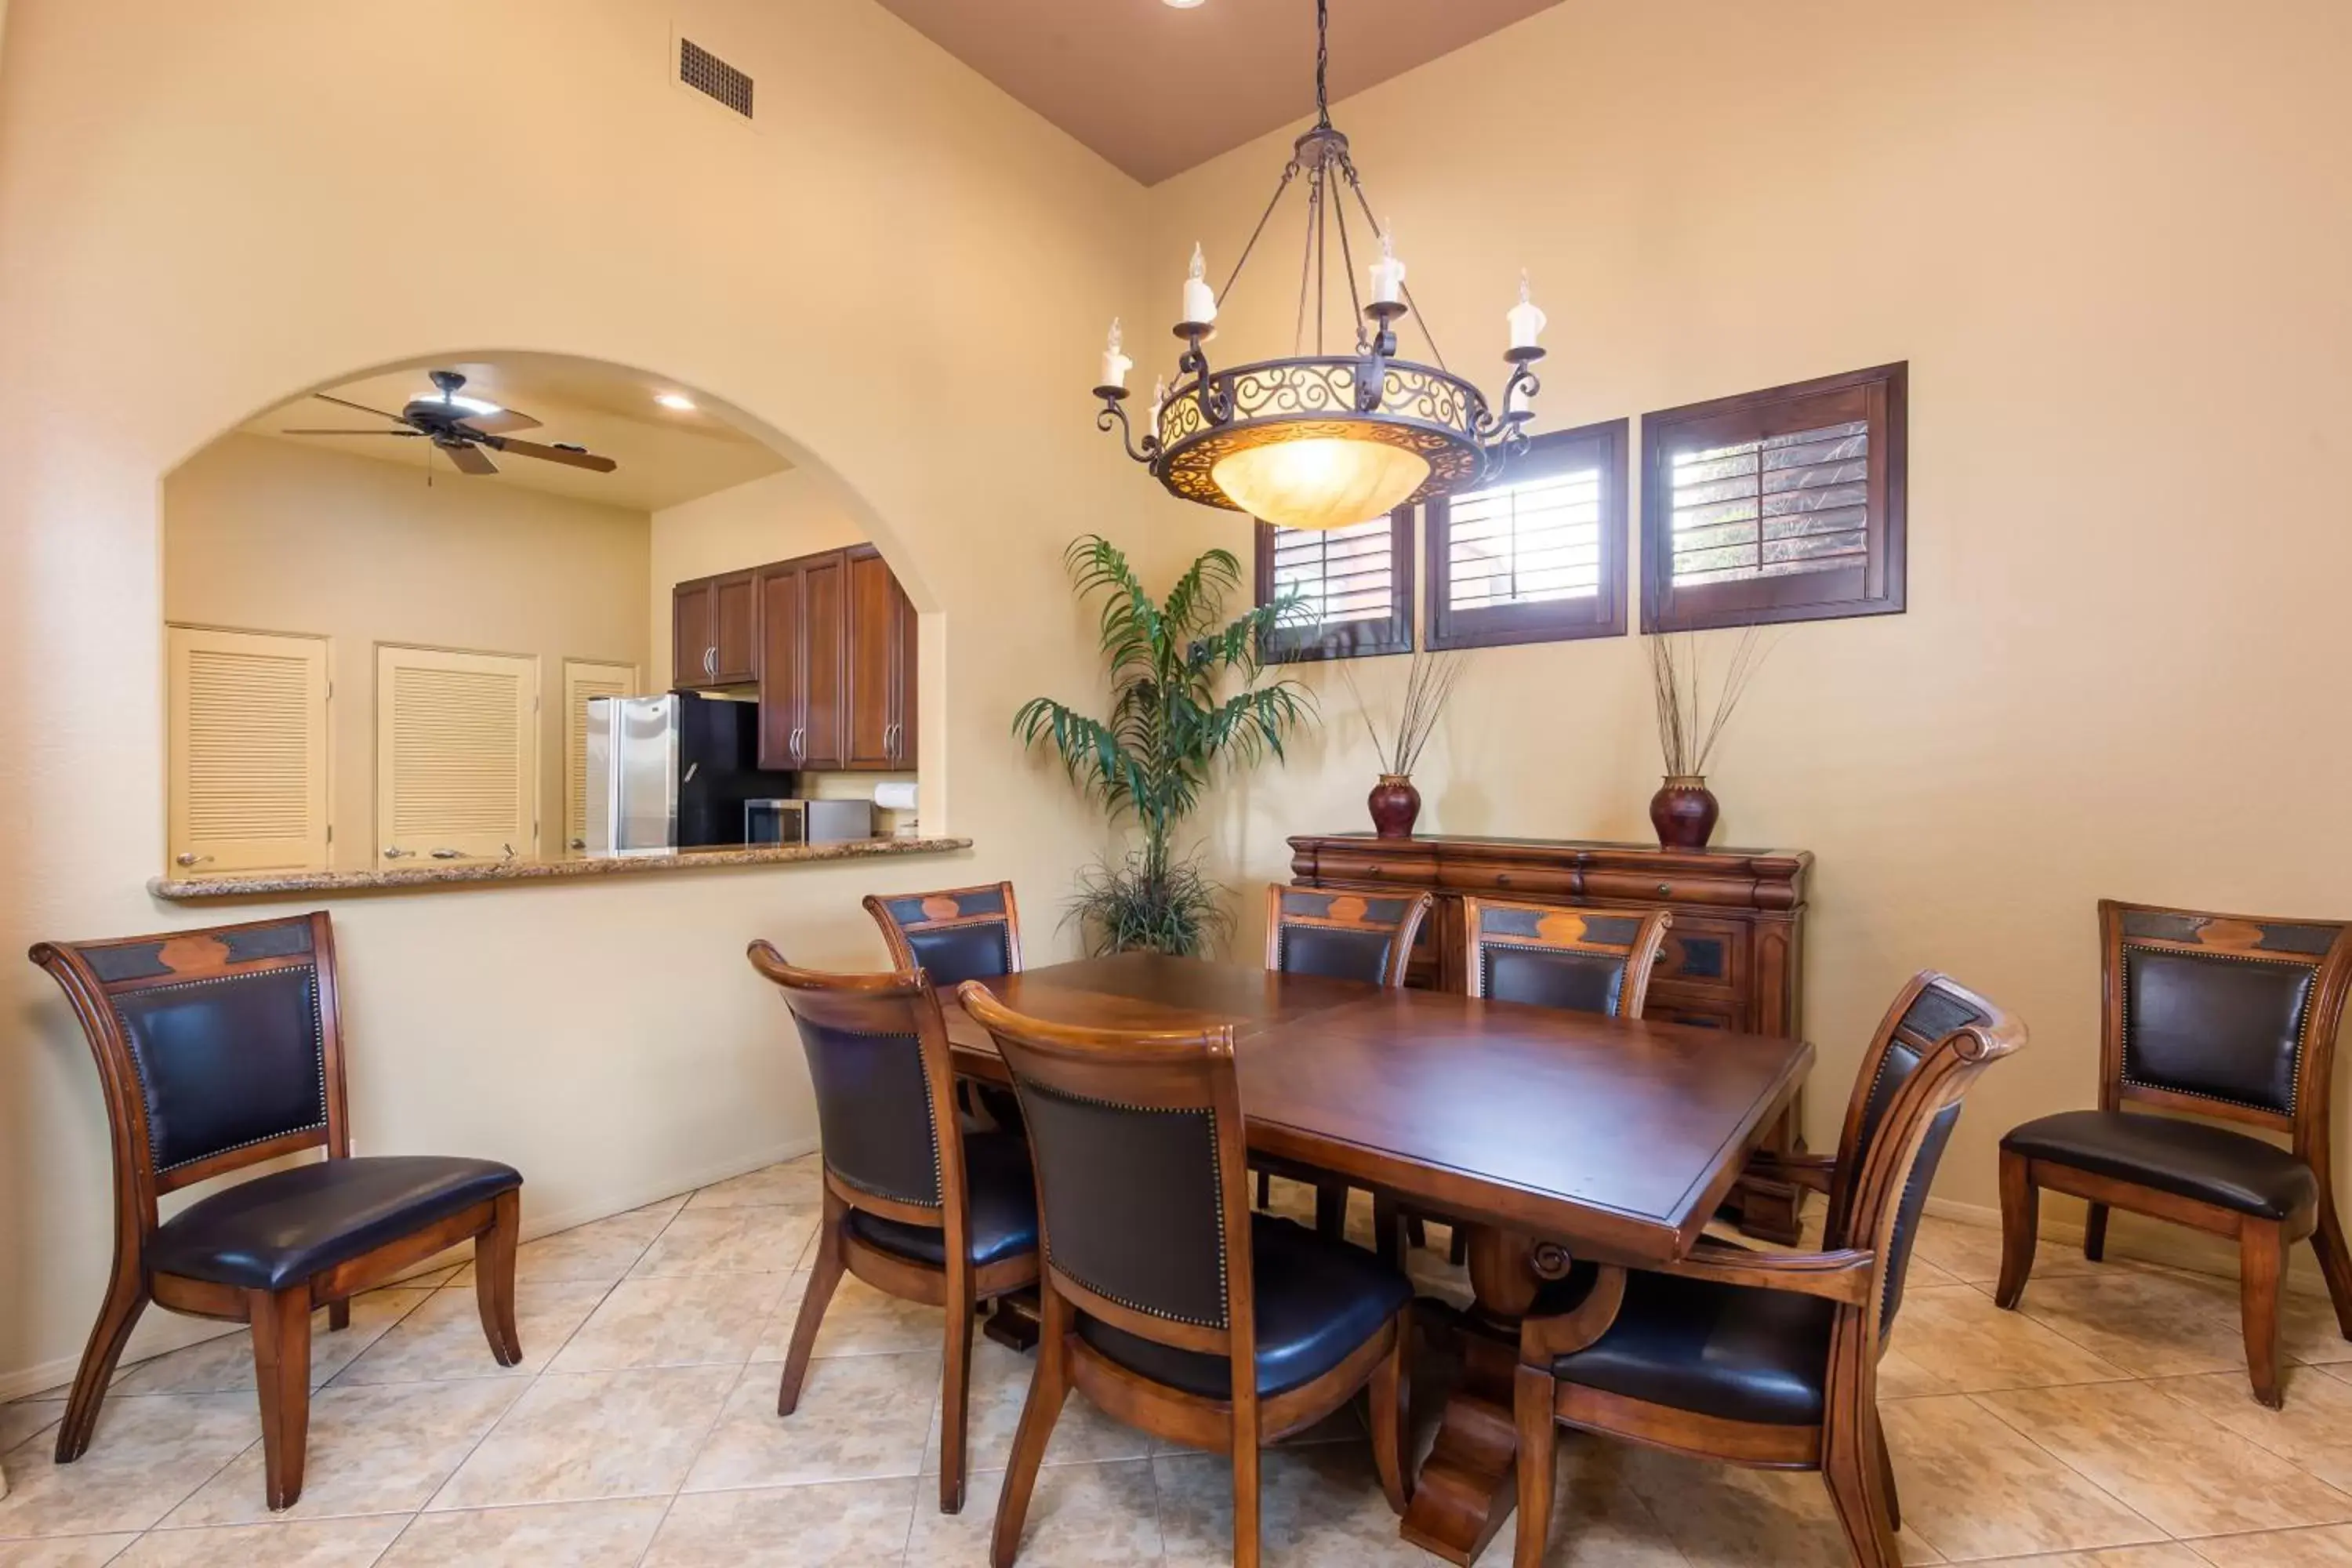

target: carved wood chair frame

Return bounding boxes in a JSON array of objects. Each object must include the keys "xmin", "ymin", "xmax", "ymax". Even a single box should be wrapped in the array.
[
  {"xmin": 959, "ymin": 982, "xmax": 1412, "ymax": 1568},
  {"xmin": 28, "ymin": 912, "xmax": 521, "ymax": 1511},
  {"xmin": 749, "ymin": 944, "xmax": 1040, "ymax": 1514},
  {"xmin": 1995, "ymin": 898, "xmax": 2352, "ymax": 1406},
  {"xmin": 1512, "ymin": 971, "xmax": 2026, "ymax": 1568}
]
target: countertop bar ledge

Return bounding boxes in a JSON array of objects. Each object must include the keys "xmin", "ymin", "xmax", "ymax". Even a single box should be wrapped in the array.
[{"xmin": 151, "ymin": 836, "xmax": 976, "ymax": 902}]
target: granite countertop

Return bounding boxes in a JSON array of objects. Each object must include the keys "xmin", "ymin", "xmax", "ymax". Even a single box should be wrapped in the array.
[{"xmin": 150, "ymin": 837, "xmax": 975, "ymax": 901}]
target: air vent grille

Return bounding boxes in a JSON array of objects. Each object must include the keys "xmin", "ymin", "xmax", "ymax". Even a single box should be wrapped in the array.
[{"xmin": 680, "ymin": 38, "xmax": 753, "ymax": 118}]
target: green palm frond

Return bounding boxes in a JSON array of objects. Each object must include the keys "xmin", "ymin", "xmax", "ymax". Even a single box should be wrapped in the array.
[{"xmin": 1014, "ymin": 534, "xmax": 1319, "ymax": 956}]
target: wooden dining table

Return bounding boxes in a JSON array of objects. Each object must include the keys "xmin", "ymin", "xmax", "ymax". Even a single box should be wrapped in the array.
[{"xmin": 943, "ymin": 953, "xmax": 1813, "ymax": 1567}]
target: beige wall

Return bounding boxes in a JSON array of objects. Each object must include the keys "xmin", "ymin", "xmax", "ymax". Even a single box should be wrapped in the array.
[
  {"xmin": 1145, "ymin": 0, "xmax": 2352, "ymax": 1277},
  {"xmin": 165, "ymin": 434, "xmax": 652, "ymax": 867},
  {"xmin": 0, "ymin": 0, "xmax": 1145, "ymax": 1394}
]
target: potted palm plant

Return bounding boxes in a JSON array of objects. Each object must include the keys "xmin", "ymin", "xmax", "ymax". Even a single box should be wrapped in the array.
[{"xmin": 1014, "ymin": 535, "xmax": 1313, "ymax": 956}]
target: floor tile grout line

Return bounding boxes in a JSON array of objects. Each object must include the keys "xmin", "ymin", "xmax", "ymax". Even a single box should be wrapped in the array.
[
  {"xmin": 1957, "ymin": 1385, "xmax": 2178, "ymax": 1544},
  {"xmin": 2134, "ymin": 1368, "xmax": 2352, "ymax": 1501}
]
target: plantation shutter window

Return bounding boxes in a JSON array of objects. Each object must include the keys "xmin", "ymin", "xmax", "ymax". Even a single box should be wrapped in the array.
[
  {"xmin": 1254, "ymin": 507, "xmax": 1414, "ymax": 662},
  {"xmin": 562, "ymin": 659, "xmax": 638, "ymax": 853},
  {"xmin": 1425, "ymin": 419, "xmax": 1628, "ymax": 649},
  {"xmin": 1641, "ymin": 362, "xmax": 1907, "ymax": 630},
  {"xmin": 375, "ymin": 644, "xmax": 539, "ymax": 866},
  {"xmin": 167, "ymin": 626, "xmax": 331, "ymax": 874}
]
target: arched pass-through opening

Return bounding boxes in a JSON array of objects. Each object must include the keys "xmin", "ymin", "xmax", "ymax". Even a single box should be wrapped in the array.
[{"xmin": 158, "ymin": 347, "xmax": 947, "ymax": 880}]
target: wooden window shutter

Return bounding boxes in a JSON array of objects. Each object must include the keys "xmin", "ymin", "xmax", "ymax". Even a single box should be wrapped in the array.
[
  {"xmin": 1426, "ymin": 419, "xmax": 1628, "ymax": 649},
  {"xmin": 562, "ymin": 659, "xmax": 638, "ymax": 852},
  {"xmin": 1254, "ymin": 507, "xmax": 1414, "ymax": 662},
  {"xmin": 1641, "ymin": 362, "xmax": 1907, "ymax": 630},
  {"xmin": 376, "ymin": 644, "xmax": 539, "ymax": 865},
  {"xmin": 167, "ymin": 626, "xmax": 331, "ymax": 874}
]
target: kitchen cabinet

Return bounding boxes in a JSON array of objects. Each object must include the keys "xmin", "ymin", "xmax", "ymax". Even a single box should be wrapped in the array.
[
  {"xmin": 672, "ymin": 569, "xmax": 757, "ymax": 689},
  {"xmin": 751, "ymin": 546, "xmax": 915, "ymax": 773},
  {"xmin": 844, "ymin": 545, "xmax": 917, "ymax": 769}
]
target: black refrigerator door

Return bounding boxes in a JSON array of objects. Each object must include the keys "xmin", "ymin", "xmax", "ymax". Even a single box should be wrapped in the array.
[{"xmin": 675, "ymin": 698, "xmax": 800, "ymax": 847}]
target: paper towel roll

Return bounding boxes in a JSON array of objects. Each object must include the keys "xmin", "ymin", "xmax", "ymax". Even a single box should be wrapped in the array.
[{"xmin": 873, "ymin": 781, "xmax": 919, "ymax": 811}]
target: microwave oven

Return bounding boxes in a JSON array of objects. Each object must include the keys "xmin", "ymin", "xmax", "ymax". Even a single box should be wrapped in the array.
[{"xmin": 745, "ymin": 798, "xmax": 874, "ymax": 845}]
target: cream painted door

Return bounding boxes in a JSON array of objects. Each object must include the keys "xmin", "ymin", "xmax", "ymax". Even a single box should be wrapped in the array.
[
  {"xmin": 376, "ymin": 644, "xmax": 539, "ymax": 866},
  {"xmin": 562, "ymin": 658, "xmax": 639, "ymax": 854},
  {"xmin": 167, "ymin": 625, "xmax": 332, "ymax": 874}
]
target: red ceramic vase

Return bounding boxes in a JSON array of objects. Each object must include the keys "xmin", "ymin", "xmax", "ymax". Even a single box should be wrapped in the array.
[
  {"xmin": 1650, "ymin": 775, "xmax": 1719, "ymax": 851},
  {"xmin": 1368, "ymin": 774, "xmax": 1421, "ymax": 840}
]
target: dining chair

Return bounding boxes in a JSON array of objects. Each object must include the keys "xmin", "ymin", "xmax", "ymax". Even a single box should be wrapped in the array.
[
  {"xmin": 29, "ymin": 912, "xmax": 523, "ymax": 1512},
  {"xmin": 1254, "ymin": 884, "xmax": 1434, "ymax": 1232},
  {"xmin": 1460, "ymin": 896, "xmax": 1673, "ymax": 1014},
  {"xmin": 748, "ymin": 943, "xmax": 1040, "ymax": 1513},
  {"xmin": 867, "ymin": 881, "xmax": 1025, "ymax": 1131},
  {"xmin": 1512, "ymin": 970, "xmax": 2027, "ymax": 1568},
  {"xmin": 1396, "ymin": 897, "xmax": 1673, "ymax": 1265},
  {"xmin": 957, "ymin": 981, "xmax": 1414, "ymax": 1568},
  {"xmin": 1995, "ymin": 899, "xmax": 2352, "ymax": 1407}
]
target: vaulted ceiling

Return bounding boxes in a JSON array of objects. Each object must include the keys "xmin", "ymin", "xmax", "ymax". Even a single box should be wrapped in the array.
[{"xmin": 873, "ymin": 0, "xmax": 1564, "ymax": 185}]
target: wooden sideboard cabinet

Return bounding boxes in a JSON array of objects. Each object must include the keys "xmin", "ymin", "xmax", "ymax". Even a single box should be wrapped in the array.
[{"xmin": 1287, "ymin": 832, "xmax": 1813, "ymax": 1242}]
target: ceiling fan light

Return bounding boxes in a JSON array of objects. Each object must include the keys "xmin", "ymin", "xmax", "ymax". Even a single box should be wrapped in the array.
[
  {"xmin": 423, "ymin": 390, "xmax": 501, "ymax": 417},
  {"xmin": 1211, "ymin": 435, "xmax": 1429, "ymax": 533},
  {"xmin": 655, "ymin": 392, "xmax": 697, "ymax": 411}
]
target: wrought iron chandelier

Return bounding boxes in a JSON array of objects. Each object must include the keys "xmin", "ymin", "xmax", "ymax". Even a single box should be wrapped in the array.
[{"xmin": 1092, "ymin": 0, "xmax": 1548, "ymax": 534}]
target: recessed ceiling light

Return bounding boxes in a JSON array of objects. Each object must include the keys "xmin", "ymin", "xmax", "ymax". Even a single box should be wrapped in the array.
[
  {"xmin": 655, "ymin": 392, "xmax": 697, "ymax": 412},
  {"xmin": 1163, "ymin": 0, "xmax": 1207, "ymax": 9}
]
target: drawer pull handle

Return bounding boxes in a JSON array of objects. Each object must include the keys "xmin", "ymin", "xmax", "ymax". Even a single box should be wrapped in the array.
[
  {"xmin": 1495, "ymin": 873, "xmax": 1512, "ymax": 887},
  {"xmin": 1657, "ymin": 883, "xmax": 1671, "ymax": 895}
]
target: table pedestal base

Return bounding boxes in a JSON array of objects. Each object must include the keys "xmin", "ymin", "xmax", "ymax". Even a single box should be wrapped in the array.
[{"xmin": 1399, "ymin": 1327, "xmax": 1522, "ymax": 1566}]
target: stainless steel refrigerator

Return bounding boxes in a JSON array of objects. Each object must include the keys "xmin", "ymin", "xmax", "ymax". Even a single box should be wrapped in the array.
[{"xmin": 581, "ymin": 694, "xmax": 800, "ymax": 855}]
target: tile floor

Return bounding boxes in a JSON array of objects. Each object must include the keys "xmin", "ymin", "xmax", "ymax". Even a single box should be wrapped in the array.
[{"xmin": 4, "ymin": 1158, "xmax": 2350, "ymax": 1566}]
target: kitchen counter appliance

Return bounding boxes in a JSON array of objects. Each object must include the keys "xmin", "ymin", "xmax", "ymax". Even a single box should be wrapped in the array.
[{"xmin": 583, "ymin": 694, "xmax": 800, "ymax": 855}]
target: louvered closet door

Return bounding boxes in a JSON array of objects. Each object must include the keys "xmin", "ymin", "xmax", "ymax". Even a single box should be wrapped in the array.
[
  {"xmin": 167, "ymin": 626, "xmax": 331, "ymax": 874},
  {"xmin": 563, "ymin": 659, "xmax": 638, "ymax": 852},
  {"xmin": 376, "ymin": 645, "xmax": 539, "ymax": 866}
]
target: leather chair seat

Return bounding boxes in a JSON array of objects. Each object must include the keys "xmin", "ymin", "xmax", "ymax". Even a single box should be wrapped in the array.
[
  {"xmin": 2002, "ymin": 1109, "xmax": 2318, "ymax": 1220},
  {"xmin": 149, "ymin": 1155, "xmax": 521, "ymax": 1293},
  {"xmin": 1552, "ymin": 1267, "xmax": 1833, "ymax": 1426},
  {"xmin": 845, "ymin": 1131, "xmax": 1038, "ymax": 1268},
  {"xmin": 1073, "ymin": 1217, "xmax": 1411, "ymax": 1399}
]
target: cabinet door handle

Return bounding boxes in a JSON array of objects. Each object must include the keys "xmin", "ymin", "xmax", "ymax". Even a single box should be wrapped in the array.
[
  {"xmin": 703, "ymin": 647, "xmax": 717, "ymax": 677},
  {"xmin": 792, "ymin": 724, "xmax": 804, "ymax": 758},
  {"xmin": 175, "ymin": 852, "xmax": 213, "ymax": 868},
  {"xmin": 430, "ymin": 848, "xmax": 466, "ymax": 860},
  {"xmin": 383, "ymin": 847, "xmax": 414, "ymax": 860}
]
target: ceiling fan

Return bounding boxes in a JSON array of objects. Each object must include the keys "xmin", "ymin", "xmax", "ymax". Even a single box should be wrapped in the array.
[{"xmin": 280, "ymin": 368, "xmax": 619, "ymax": 476}]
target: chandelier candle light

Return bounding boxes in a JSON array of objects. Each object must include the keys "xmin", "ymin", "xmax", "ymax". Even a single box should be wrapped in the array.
[{"xmin": 1091, "ymin": 0, "xmax": 1546, "ymax": 534}]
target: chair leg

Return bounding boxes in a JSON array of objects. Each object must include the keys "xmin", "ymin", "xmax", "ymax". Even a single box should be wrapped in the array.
[
  {"xmin": 779, "ymin": 1195, "xmax": 847, "ymax": 1417},
  {"xmin": 1373, "ymin": 1196, "xmax": 1403, "ymax": 1269},
  {"xmin": 1255, "ymin": 1171, "xmax": 1271, "ymax": 1210},
  {"xmin": 2082, "ymin": 1201, "xmax": 2110, "ymax": 1263},
  {"xmin": 1448, "ymin": 1226, "xmax": 1468, "ymax": 1267},
  {"xmin": 1874, "ymin": 1420, "xmax": 1901, "ymax": 1532},
  {"xmin": 1231, "ymin": 1386, "xmax": 1262, "ymax": 1568},
  {"xmin": 54, "ymin": 1267, "xmax": 149, "ymax": 1463},
  {"xmin": 2241, "ymin": 1219, "xmax": 2288, "ymax": 1409},
  {"xmin": 1512, "ymin": 1363, "xmax": 1559, "ymax": 1568},
  {"xmin": 992, "ymin": 1288, "xmax": 1072, "ymax": 1568},
  {"xmin": 1406, "ymin": 1214, "xmax": 1428, "ymax": 1251},
  {"xmin": 1314, "ymin": 1182, "xmax": 1348, "ymax": 1241},
  {"xmin": 1368, "ymin": 1307, "xmax": 1412, "ymax": 1516},
  {"xmin": 939, "ymin": 1261, "xmax": 976, "ymax": 1515},
  {"xmin": 1823, "ymin": 1421, "xmax": 1901, "ymax": 1568},
  {"xmin": 474, "ymin": 1189, "xmax": 523, "ymax": 1367},
  {"xmin": 249, "ymin": 1285, "xmax": 314, "ymax": 1512},
  {"xmin": 1994, "ymin": 1149, "xmax": 2038, "ymax": 1310},
  {"xmin": 2310, "ymin": 1192, "xmax": 2352, "ymax": 1340},
  {"xmin": 326, "ymin": 1300, "xmax": 351, "ymax": 1332}
]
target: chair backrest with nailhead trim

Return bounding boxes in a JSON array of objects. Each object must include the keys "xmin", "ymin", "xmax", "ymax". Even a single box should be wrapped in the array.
[
  {"xmin": 1264, "ymin": 884, "xmax": 1432, "ymax": 989},
  {"xmin": 957, "ymin": 982, "xmax": 1256, "ymax": 1362},
  {"xmin": 866, "ymin": 883, "xmax": 1022, "ymax": 989},
  {"xmin": 1460, "ymin": 897, "xmax": 1673, "ymax": 1018},
  {"xmin": 30, "ymin": 912, "xmax": 351, "ymax": 1214},
  {"xmin": 2097, "ymin": 899, "xmax": 2352, "ymax": 1141}
]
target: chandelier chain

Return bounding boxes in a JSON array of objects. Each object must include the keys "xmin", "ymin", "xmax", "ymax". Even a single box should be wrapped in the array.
[{"xmin": 1315, "ymin": 0, "xmax": 1331, "ymax": 128}]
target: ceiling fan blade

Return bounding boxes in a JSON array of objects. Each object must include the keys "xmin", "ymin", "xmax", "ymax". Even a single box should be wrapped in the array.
[
  {"xmin": 441, "ymin": 441, "xmax": 499, "ymax": 476},
  {"xmin": 492, "ymin": 437, "xmax": 618, "ymax": 474},
  {"xmin": 279, "ymin": 427, "xmax": 424, "ymax": 437},
  {"xmin": 311, "ymin": 391, "xmax": 412, "ymax": 424},
  {"xmin": 459, "ymin": 407, "xmax": 542, "ymax": 436}
]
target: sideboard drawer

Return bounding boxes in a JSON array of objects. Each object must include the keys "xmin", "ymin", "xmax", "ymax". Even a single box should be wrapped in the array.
[
  {"xmin": 1581, "ymin": 868, "xmax": 1759, "ymax": 908},
  {"xmin": 1643, "ymin": 990, "xmax": 1745, "ymax": 1032},
  {"xmin": 1435, "ymin": 862, "xmax": 1579, "ymax": 898}
]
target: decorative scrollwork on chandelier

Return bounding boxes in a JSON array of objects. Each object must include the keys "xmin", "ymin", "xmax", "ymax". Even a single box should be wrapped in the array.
[{"xmin": 1091, "ymin": 0, "xmax": 1548, "ymax": 533}]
